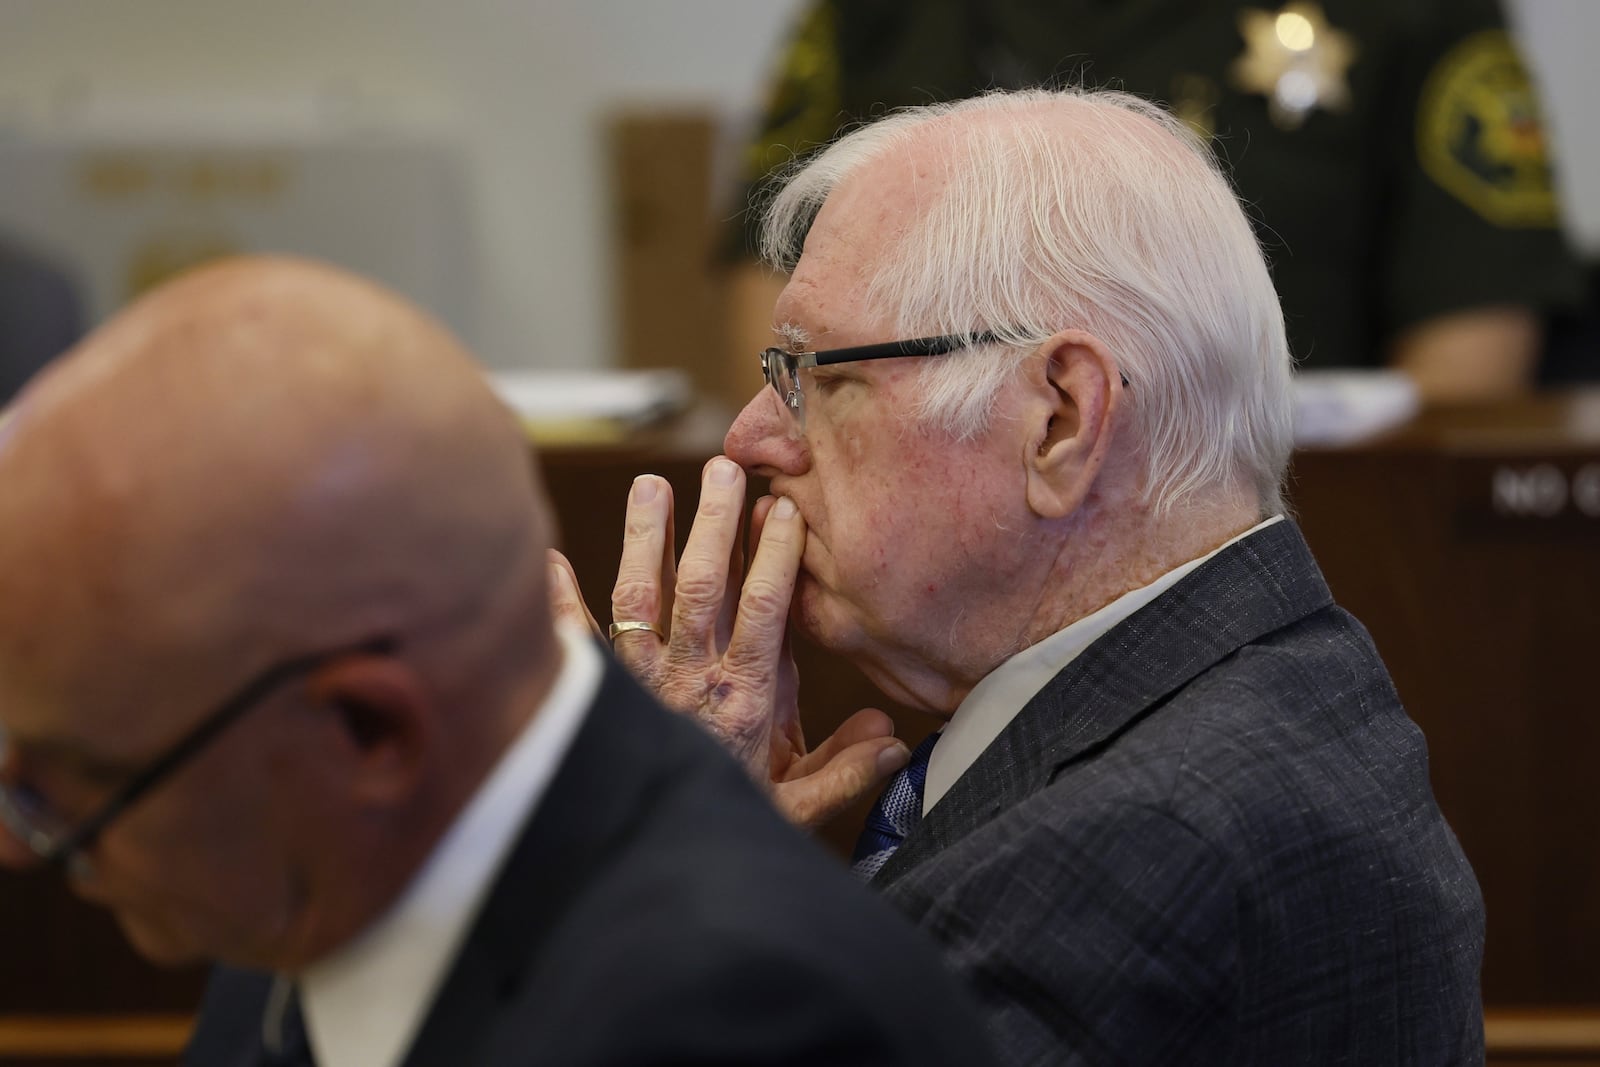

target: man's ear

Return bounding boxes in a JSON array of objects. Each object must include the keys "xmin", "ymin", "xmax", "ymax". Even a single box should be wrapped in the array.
[
  {"xmin": 306, "ymin": 658, "xmax": 435, "ymax": 808},
  {"xmin": 1023, "ymin": 329, "xmax": 1124, "ymax": 520}
]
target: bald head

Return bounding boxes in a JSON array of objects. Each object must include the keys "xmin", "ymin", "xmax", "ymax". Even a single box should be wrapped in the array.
[
  {"xmin": 0, "ymin": 258, "xmax": 561, "ymax": 967},
  {"xmin": 0, "ymin": 257, "xmax": 551, "ymax": 731}
]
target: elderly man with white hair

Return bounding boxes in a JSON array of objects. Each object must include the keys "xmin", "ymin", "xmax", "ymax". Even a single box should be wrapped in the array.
[{"xmin": 555, "ymin": 87, "xmax": 1484, "ymax": 1064}]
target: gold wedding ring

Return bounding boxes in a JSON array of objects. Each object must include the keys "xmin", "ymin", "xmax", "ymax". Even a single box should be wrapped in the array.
[{"xmin": 608, "ymin": 621, "xmax": 664, "ymax": 641}]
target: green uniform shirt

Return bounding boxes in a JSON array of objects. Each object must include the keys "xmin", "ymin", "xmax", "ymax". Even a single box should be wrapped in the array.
[{"xmin": 733, "ymin": 0, "xmax": 1585, "ymax": 369}]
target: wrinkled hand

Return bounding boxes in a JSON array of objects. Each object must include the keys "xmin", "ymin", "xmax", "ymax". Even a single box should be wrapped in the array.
[{"xmin": 547, "ymin": 456, "xmax": 909, "ymax": 828}]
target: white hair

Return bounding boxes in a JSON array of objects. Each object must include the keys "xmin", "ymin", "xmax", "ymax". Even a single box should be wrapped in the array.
[{"xmin": 758, "ymin": 88, "xmax": 1294, "ymax": 515}]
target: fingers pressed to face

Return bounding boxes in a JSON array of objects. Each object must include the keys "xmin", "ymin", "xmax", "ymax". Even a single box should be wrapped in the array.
[
  {"xmin": 718, "ymin": 493, "xmax": 758, "ymax": 651},
  {"xmin": 547, "ymin": 549, "xmax": 601, "ymax": 638},
  {"xmin": 669, "ymin": 457, "xmax": 747, "ymax": 657},
  {"xmin": 725, "ymin": 494, "xmax": 805, "ymax": 681},
  {"xmin": 611, "ymin": 475, "xmax": 675, "ymax": 662},
  {"xmin": 658, "ymin": 489, "xmax": 677, "ymax": 628},
  {"xmin": 748, "ymin": 494, "xmax": 777, "ymax": 554}
]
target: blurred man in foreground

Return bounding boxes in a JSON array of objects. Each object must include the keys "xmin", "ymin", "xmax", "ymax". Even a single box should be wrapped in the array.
[
  {"xmin": 559, "ymin": 89, "xmax": 1486, "ymax": 1063},
  {"xmin": 0, "ymin": 257, "xmax": 993, "ymax": 1067}
]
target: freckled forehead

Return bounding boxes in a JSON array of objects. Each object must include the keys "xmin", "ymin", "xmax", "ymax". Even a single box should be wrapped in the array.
[{"xmin": 775, "ymin": 150, "xmax": 951, "ymax": 340}]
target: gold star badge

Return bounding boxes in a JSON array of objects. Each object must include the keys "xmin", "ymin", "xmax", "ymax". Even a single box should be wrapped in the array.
[{"xmin": 1230, "ymin": 2, "xmax": 1358, "ymax": 130}]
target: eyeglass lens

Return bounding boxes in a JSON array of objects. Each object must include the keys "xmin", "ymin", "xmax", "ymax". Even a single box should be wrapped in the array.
[{"xmin": 762, "ymin": 349, "xmax": 805, "ymax": 427}]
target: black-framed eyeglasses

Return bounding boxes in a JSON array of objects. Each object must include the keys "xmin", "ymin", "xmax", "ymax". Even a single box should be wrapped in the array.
[
  {"xmin": 759, "ymin": 332, "xmax": 1002, "ymax": 430},
  {"xmin": 758, "ymin": 330, "xmax": 1131, "ymax": 431},
  {"xmin": 0, "ymin": 637, "xmax": 394, "ymax": 869}
]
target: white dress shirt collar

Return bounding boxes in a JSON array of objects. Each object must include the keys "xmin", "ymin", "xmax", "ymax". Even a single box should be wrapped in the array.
[
  {"xmin": 297, "ymin": 622, "xmax": 603, "ymax": 1067},
  {"xmin": 923, "ymin": 516, "xmax": 1282, "ymax": 815}
]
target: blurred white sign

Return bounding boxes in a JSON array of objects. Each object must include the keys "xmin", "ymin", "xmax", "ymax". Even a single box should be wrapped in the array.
[
  {"xmin": 0, "ymin": 114, "xmax": 474, "ymax": 343},
  {"xmin": 1293, "ymin": 369, "xmax": 1421, "ymax": 447},
  {"xmin": 487, "ymin": 368, "xmax": 691, "ymax": 445}
]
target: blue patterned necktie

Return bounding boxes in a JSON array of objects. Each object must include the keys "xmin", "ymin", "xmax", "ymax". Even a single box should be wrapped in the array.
[{"xmin": 851, "ymin": 731, "xmax": 940, "ymax": 881}]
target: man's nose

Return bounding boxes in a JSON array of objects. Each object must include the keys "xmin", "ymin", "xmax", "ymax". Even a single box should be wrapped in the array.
[{"xmin": 724, "ymin": 388, "xmax": 808, "ymax": 476}]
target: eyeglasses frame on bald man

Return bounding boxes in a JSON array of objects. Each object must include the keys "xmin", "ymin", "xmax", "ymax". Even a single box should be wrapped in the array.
[{"xmin": 0, "ymin": 636, "xmax": 395, "ymax": 870}]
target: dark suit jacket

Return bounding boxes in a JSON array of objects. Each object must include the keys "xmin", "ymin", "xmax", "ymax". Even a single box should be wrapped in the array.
[
  {"xmin": 875, "ymin": 520, "xmax": 1485, "ymax": 1066},
  {"xmin": 185, "ymin": 657, "xmax": 995, "ymax": 1066}
]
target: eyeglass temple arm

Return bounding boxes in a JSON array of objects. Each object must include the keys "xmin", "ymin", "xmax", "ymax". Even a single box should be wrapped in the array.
[
  {"xmin": 787, "ymin": 332, "xmax": 1129, "ymax": 386},
  {"xmin": 47, "ymin": 637, "xmax": 395, "ymax": 864},
  {"xmin": 46, "ymin": 671, "xmax": 290, "ymax": 863},
  {"xmin": 817, "ymin": 333, "xmax": 1130, "ymax": 388},
  {"xmin": 810, "ymin": 331, "xmax": 1004, "ymax": 367}
]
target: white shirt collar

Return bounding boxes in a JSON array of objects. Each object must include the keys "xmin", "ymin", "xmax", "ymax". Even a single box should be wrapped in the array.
[
  {"xmin": 297, "ymin": 622, "xmax": 603, "ymax": 1067},
  {"xmin": 923, "ymin": 516, "xmax": 1283, "ymax": 815}
]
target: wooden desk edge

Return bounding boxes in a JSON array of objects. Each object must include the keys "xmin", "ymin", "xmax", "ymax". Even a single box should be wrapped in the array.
[
  {"xmin": 1487, "ymin": 1008, "xmax": 1600, "ymax": 1053},
  {"xmin": 0, "ymin": 1006, "xmax": 1595, "ymax": 1058},
  {"xmin": 0, "ymin": 1015, "xmax": 193, "ymax": 1056}
]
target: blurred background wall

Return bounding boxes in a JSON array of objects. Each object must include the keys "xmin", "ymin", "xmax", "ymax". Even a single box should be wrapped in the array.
[
  {"xmin": 1, "ymin": 0, "xmax": 1595, "ymax": 376},
  {"xmin": 0, "ymin": 0, "xmax": 803, "ymax": 372}
]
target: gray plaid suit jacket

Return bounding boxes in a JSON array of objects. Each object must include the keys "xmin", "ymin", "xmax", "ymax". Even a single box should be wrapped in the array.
[{"xmin": 874, "ymin": 520, "xmax": 1485, "ymax": 1066}]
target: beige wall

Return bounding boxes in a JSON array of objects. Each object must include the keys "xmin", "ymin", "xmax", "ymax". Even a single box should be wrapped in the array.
[{"xmin": 0, "ymin": 0, "xmax": 803, "ymax": 370}]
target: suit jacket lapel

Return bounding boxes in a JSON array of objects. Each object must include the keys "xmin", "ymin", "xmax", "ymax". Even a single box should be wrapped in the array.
[
  {"xmin": 876, "ymin": 520, "xmax": 1334, "ymax": 889},
  {"xmin": 400, "ymin": 654, "xmax": 677, "ymax": 1066}
]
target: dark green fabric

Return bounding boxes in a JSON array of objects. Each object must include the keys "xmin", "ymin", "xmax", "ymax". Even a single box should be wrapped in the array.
[{"xmin": 729, "ymin": 0, "xmax": 1585, "ymax": 370}]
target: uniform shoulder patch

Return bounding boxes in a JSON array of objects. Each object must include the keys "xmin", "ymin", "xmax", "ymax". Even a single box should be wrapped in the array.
[
  {"xmin": 742, "ymin": 2, "xmax": 843, "ymax": 185},
  {"xmin": 1417, "ymin": 29, "xmax": 1560, "ymax": 228}
]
